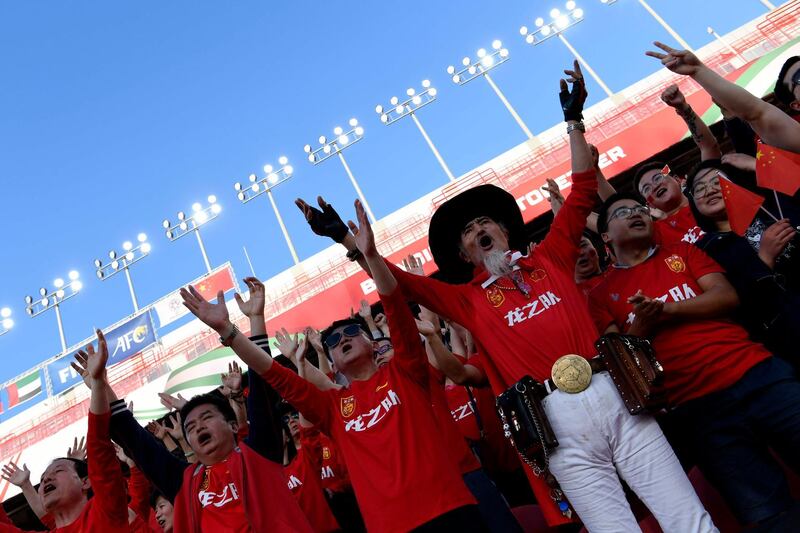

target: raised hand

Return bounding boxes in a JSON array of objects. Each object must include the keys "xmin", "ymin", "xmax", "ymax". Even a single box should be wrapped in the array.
[
  {"xmin": 1, "ymin": 462, "xmax": 31, "ymax": 487},
  {"xmin": 589, "ymin": 144, "xmax": 600, "ymax": 169},
  {"xmin": 295, "ymin": 336, "xmax": 309, "ymax": 366},
  {"xmin": 66, "ymin": 436, "xmax": 87, "ymax": 460},
  {"xmin": 77, "ymin": 330, "xmax": 109, "ymax": 383},
  {"xmin": 234, "ymin": 277, "xmax": 266, "ymax": 318},
  {"xmin": 158, "ymin": 392, "xmax": 188, "ymax": 411},
  {"xmin": 374, "ymin": 313, "xmax": 389, "ymax": 336},
  {"xmin": 645, "ymin": 42, "xmax": 702, "ymax": 76},
  {"xmin": 274, "ymin": 327, "xmax": 299, "ymax": 359},
  {"xmin": 347, "ymin": 199, "xmax": 377, "ymax": 258},
  {"xmin": 221, "ymin": 361, "xmax": 243, "ymax": 394},
  {"xmin": 165, "ymin": 412, "xmax": 184, "ymax": 441},
  {"xmin": 758, "ymin": 219, "xmax": 797, "ymax": 269},
  {"xmin": 560, "ymin": 60, "xmax": 588, "ymax": 122},
  {"xmin": 304, "ymin": 327, "xmax": 323, "ymax": 352},
  {"xmin": 295, "ymin": 196, "xmax": 350, "ymax": 243},
  {"xmin": 721, "ymin": 153, "xmax": 756, "ymax": 172},
  {"xmin": 357, "ymin": 299, "xmax": 372, "ymax": 319},
  {"xmin": 660, "ymin": 84, "xmax": 688, "ymax": 109},
  {"xmin": 70, "ymin": 352, "xmax": 91, "ymax": 390},
  {"xmin": 402, "ymin": 254, "xmax": 425, "ymax": 276},
  {"xmin": 415, "ymin": 319, "xmax": 438, "ymax": 339},
  {"xmin": 146, "ymin": 420, "xmax": 168, "ymax": 441},
  {"xmin": 180, "ymin": 286, "xmax": 230, "ymax": 333},
  {"xmin": 114, "ymin": 443, "xmax": 135, "ymax": 467},
  {"xmin": 543, "ymin": 178, "xmax": 565, "ymax": 214}
]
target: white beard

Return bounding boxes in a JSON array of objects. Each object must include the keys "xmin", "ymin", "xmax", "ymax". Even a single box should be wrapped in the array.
[{"xmin": 483, "ymin": 250, "xmax": 513, "ymax": 278}]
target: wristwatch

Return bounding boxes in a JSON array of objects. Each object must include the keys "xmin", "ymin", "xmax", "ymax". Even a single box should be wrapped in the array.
[
  {"xmin": 219, "ymin": 323, "xmax": 240, "ymax": 347},
  {"xmin": 346, "ymin": 248, "xmax": 363, "ymax": 262},
  {"xmin": 566, "ymin": 121, "xmax": 586, "ymax": 134}
]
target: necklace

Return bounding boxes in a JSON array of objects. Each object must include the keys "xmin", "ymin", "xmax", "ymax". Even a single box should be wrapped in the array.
[{"xmin": 492, "ymin": 270, "xmax": 531, "ymax": 298}]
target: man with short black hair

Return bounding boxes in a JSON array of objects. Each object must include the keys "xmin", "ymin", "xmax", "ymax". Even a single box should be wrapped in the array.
[
  {"xmin": 591, "ymin": 192, "xmax": 800, "ymax": 528},
  {"xmin": 774, "ymin": 56, "xmax": 800, "ymax": 115}
]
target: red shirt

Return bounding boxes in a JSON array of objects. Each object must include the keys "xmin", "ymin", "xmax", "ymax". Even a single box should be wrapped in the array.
[
  {"xmin": 654, "ymin": 205, "xmax": 704, "ymax": 245},
  {"xmin": 445, "ymin": 384, "xmax": 481, "ymax": 442},
  {"xmin": 387, "ymin": 169, "xmax": 600, "ymax": 392},
  {"xmin": 197, "ymin": 457, "xmax": 251, "ymax": 533},
  {"xmin": 263, "ymin": 287, "xmax": 475, "ymax": 533},
  {"xmin": 285, "ymin": 447, "xmax": 340, "ymax": 533},
  {"xmin": 575, "ymin": 272, "xmax": 606, "ymax": 298},
  {"xmin": 299, "ymin": 428, "xmax": 351, "ymax": 494},
  {"xmin": 588, "ymin": 243, "xmax": 771, "ymax": 404},
  {"xmin": 428, "ymin": 368, "xmax": 482, "ymax": 474},
  {"xmin": 0, "ymin": 413, "xmax": 129, "ymax": 533}
]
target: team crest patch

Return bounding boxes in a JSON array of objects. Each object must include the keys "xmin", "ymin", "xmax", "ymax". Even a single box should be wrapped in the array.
[
  {"xmin": 486, "ymin": 287, "xmax": 505, "ymax": 307},
  {"xmin": 665, "ymin": 254, "xmax": 686, "ymax": 273},
  {"xmin": 530, "ymin": 269, "xmax": 547, "ymax": 282},
  {"xmin": 322, "ymin": 447, "xmax": 331, "ymax": 460},
  {"xmin": 340, "ymin": 396, "xmax": 356, "ymax": 418}
]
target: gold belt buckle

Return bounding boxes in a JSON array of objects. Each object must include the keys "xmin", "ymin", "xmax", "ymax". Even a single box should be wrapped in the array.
[{"xmin": 551, "ymin": 354, "xmax": 593, "ymax": 394}]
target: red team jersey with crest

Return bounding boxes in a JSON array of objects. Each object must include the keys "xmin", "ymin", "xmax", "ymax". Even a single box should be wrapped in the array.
[
  {"xmin": 588, "ymin": 243, "xmax": 771, "ymax": 405},
  {"xmin": 197, "ymin": 457, "xmax": 252, "ymax": 533},
  {"xmin": 262, "ymin": 287, "xmax": 475, "ymax": 533},
  {"xmin": 284, "ymin": 446, "xmax": 340, "ymax": 533}
]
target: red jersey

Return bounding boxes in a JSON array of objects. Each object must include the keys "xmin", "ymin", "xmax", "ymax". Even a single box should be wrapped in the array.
[
  {"xmin": 428, "ymin": 367, "xmax": 482, "ymax": 474},
  {"xmin": 299, "ymin": 428, "xmax": 351, "ymax": 494},
  {"xmin": 263, "ymin": 286, "xmax": 475, "ymax": 533},
  {"xmin": 445, "ymin": 384, "xmax": 481, "ymax": 442},
  {"xmin": 575, "ymin": 272, "xmax": 606, "ymax": 298},
  {"xmin": 285, "ymin": 447, "xmax": 340, "ymax": 533},
  {"xmin": 197, "ymin": 457, "xmax": 251, "ymax": 533},
  {"xmin": 654, "ymin": 205, "xmax": 704, "ymax": 245},
  {"xmin": 588, "ymin": 243, "xmax": 771, "ymax": 404},
  {"xmin": 387, "ymin": 169, "xmax": 600, "ymax": 392}
]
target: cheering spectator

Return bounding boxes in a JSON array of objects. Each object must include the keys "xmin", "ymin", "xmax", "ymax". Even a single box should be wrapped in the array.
[
  {"xmin": 774, "ymin": 56, "xmax": 800, "ymax": 116},
  {"xmin": 591, "ymin": 192, "xmax": 800, "ymax": 528},
  {"xmin": 150, "ymin": 491, "xmax": 174, "ymax": 532},
  {"xmin": 647, "ymin": 42, "xmax": 800, "ymax": 153},
  {"xmin": 297, "ymin": 61, "xmax": 715, "ymax": 532},
  {"xmin": 179, "ymin": 201, "xmax": 484, "ymax": 532}
]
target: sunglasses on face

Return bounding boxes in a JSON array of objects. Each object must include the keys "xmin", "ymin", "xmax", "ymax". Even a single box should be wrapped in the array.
[
  {"xmin": 282, "ymin": 413, "xmax": 299, "ymax": 424},
  {"xmin": 375, "ymin": 344, "xmax": 393, "ymax": 356},
  {"xmin": 691, "ymin": 171, "xmax": 726, "ymax": 199},
  {"xmin": 324, "ymin": 324, "xmax": 363, "ymax": 349},
  {"xmin": 608, "ymin": 205, "xmax": 650, "ymax": 223}
]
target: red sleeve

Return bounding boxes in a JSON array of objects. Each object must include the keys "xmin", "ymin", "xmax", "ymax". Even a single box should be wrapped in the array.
[
  {"xmin": 298, "ymin": 427, "xmax": 324, "ymax": 471},
  {"xmin": 684, "ymin": 243, "xmax": 725, "ymax": 280},
  {"xmin": 588, "ymin": 283, "xmax": 616, "ymax": 333},
  {"xmin": 87, "ymin": 411, "xmax": 130, "ymax": 529},
  {"xmin": 380, "ymin": 286, "xmax": 430, "ymax": 385},
  {"xmin": 538, "ymin": 169, "xmax": 598, "ymax": 269},
  {"xmin": 261, "ymin": 364, "xmax": 333, "ymax": 434},
  {"xmin": 128, "ymin": 466, "xmax": 151, "ymax": 524},
  {"xmin": 236, "ymin": 424, "xmax": 250, "ymax": 441},
  {"xmin": 385, "ymin": 261, "xmax": 475, "ymax": 330}
]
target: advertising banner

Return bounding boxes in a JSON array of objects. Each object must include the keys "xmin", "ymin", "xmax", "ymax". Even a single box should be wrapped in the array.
[{"xmin": 153, "ymin": 266, "xmax": 235, "ymax": 327}]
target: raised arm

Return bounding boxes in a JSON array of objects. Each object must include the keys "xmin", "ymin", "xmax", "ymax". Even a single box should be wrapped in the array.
[
  {"xmin": 647, "ymin": 42, "xmax": 800, "ymax": 153},
  {"xmin": 1, "ymin": 463, "xmax": 44, "ymax": 520},
  {"xmin": 661, "ymin": 84, "xmax": 722, "ymax": 160}
]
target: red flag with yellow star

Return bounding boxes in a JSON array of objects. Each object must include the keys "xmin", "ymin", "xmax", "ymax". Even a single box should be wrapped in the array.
[
  {"xmin": 720, "ymin": 177, "xmax": 766, "ymax": 236},
  {"xmin": 756, "ymin": 142, "xmax": 800, "ymax": 196}
]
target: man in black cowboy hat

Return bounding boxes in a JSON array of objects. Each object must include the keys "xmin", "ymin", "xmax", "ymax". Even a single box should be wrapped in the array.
[{"xmin": 296, "ymin": 61, "xmax": 714, "ymax": 532}]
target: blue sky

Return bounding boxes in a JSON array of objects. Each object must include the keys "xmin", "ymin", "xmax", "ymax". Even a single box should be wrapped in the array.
[{"xmin": 0, "ymin": 0, "xmax": 774, "ymax": 383}]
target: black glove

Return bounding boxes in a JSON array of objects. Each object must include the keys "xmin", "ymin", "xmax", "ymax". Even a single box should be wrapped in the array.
[
  {"xmin": 299, "ymin": 198, "xmax": 349, "ymax": 243},
  {"xmin": 559, "ymin": 77, "xmax": 587, "ymax": 122}
]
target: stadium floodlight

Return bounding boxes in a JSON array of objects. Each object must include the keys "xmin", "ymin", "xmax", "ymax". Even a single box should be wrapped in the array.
[
  {"xmin": 601, "ymin": 0, "xmax": 695, "ymax": 52},
  {"xmin": 163, "ymin": 195, "xmax": 221, "ymax": 274},
  {"xmin": 447, "ymin": 40, "xmax": 539, "ymax": 144},
  {"xmin": 24, "ymin": 271, "xmax": 82, "ymax": 352},
  {"xmin": 305, "ymin": 119, "xmax": 376, "ymax": 223},
  {"xmin": 94, "ymin": 233, "xmax": 151, "ymax": 312},
  {"xmin": 376, "ymin": 80, "xmax": 456, "ymax": 183},
  {"xmin": 0, "ymin": 307, "xmax": 13, "ymax": 337},
  {"xmin": 521, "ymin": 2, "xmax": 614, "ymax": 98},
  {"xmin": 234, "ymin": 157, "xmax": 300, "ymax": 265},
  {"xmin": 706, "ymin": 27, "xmax": 746, "ymax": 62}
]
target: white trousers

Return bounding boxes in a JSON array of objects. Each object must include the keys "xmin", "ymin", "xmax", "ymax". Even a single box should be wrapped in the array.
[{"xmin": 542, "ymin": 372, "xmax": 717, "ymax": 533}]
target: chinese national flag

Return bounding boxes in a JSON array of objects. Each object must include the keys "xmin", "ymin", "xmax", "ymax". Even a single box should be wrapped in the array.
[
  {"xmin": 193, "ymin": 268, "xmax": 235, "ymax": 300},
  {"xmin": 756, "ymin": 142, "xmax": 800, "ymax": 196},
  {"xmin": 720, "ymin": 178, "xmax": 765, "ymax": 236}
]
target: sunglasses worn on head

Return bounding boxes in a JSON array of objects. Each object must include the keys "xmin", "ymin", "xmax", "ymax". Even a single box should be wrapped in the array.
[{"xmin": 324, "ymin": 323, "xmax": 363, "ymax": 349}]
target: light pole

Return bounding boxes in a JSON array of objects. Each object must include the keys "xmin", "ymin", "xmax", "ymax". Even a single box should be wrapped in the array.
[
  {"xmin": 304, "ymin": 119, "xmax": 376, "ymax": 223},
  {"xmin": 235, "ymin": 157, "xmax": 300, "ymax": 265},
  {"xmin": 94, "ymin": 233, "xmax": 151, "ymax": 312},
  {"xmin": 376, "ymin": 80, "xmax": 456, "ymax": 182},
  {"xmin": 448, "ymin": 40, "xmax": 540, "ymax": 144},
  {"xmin": 757, "ymin": 0, "xmax": 776, "ymax": 10},
  {"xmin": 707, "ymin": 27, "xmax": 746, "ymax": 62},
  {"xmin": 163, "ymin": 196, "xmax": 221, "ymax": 274},
  {"xmin": 0, "ymin": 307, "xmax": 13, "ymax": 337},
  {"xmin": 601, "ymin": 0, "xmax": 694, "ymax": 52},
  {"xmin": 24, "ymin": 271, "xmax": 82, "ymax": 353},
  {"xmin": 521, "ymin": 2, "xmax": 615, "ymax": 98}
]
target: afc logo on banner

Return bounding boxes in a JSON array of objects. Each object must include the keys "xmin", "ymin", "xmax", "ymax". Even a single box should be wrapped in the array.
[{"xmin": 111, "ymin": 324, "xmax": 150, "ymax": 358}]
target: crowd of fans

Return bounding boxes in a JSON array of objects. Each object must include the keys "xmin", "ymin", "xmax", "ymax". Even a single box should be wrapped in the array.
[{"xmin": 1, "ymin": 43, "xmax": 800, "ymax": 533}]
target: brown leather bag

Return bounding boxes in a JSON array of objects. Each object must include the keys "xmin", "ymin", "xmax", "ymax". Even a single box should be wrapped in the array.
[{"xmin": 596, "ymin": 333, "xmax": 667, "ymax": 415}]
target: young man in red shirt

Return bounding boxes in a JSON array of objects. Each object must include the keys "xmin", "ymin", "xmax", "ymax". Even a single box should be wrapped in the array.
[
  {"xmin": 296, "ymin": 62, "xmax": 714, "ymax": 532},
  {"xmin": 591, "ymin": 192, "xmax": 800, "ymax": 527},
  {"xmin": 180, "ymin": 205, "xmax": 483, "ymax": 533},
  {"xmin": 0, "ymin": 331, "xmax": 131, "ymax": 533}
]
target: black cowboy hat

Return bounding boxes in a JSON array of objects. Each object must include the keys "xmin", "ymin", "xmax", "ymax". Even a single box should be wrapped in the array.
[{"xmin": 428, "ymin": 184, "xmax": 526, "ymax": 283}]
